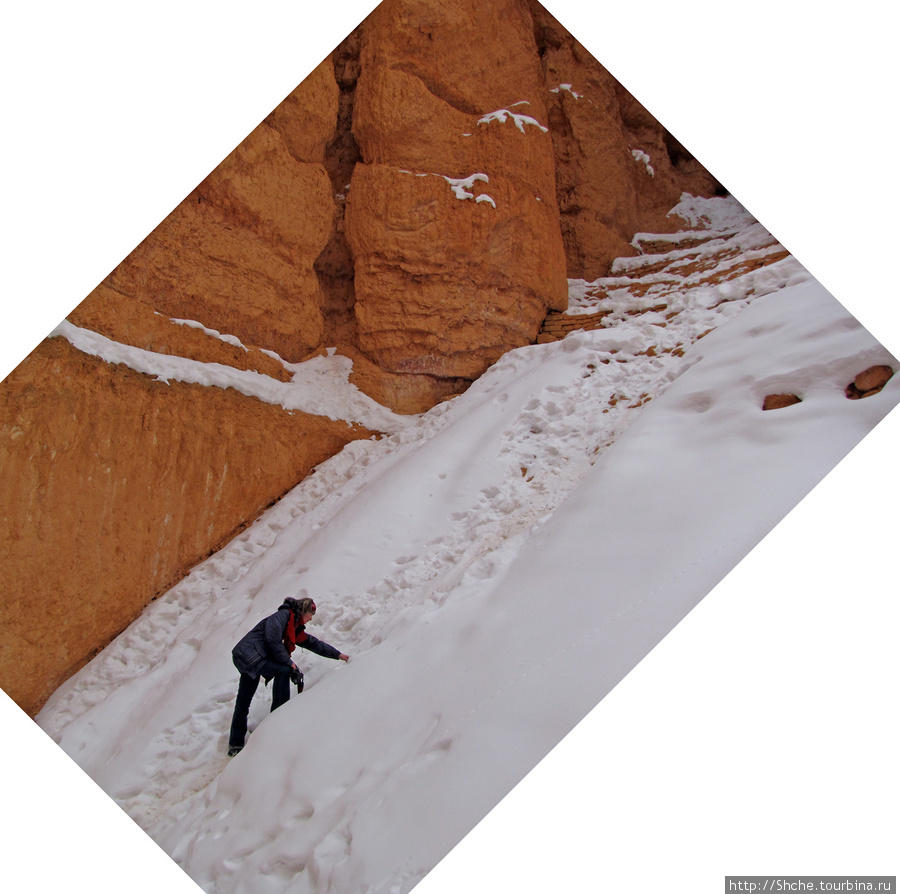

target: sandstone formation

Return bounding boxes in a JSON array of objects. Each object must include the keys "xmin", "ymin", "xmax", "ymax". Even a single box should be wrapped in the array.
[
  {"xmin": 846, "ymin": 365, "xmax": 894, "ymax": 399},
  {"xmin": 1, "ymin": 0, "xmax": 724, "ymax": 714},
  {"xmin": 763, "ymin": 393, "xmax": 803, "ymax": 411},
  {"xmin": 0, "ymin": 337, "xmax": 373, "ymax": 716},
  {"xmin": 95, "ymin": 56, "xmax": 340, "ymax": 365},
  {"xmin": 528, "ymin": 0, "xmax": 722, "ymax": 281},
  {"xmin": 69, "ymin": 286, "xmax": 294, "ymax": 381},
  {"xmin": 72, "ymin": 0, "xmax": 721, "ymax": 411},
  {"xmin": 344, "ymin": 0, "xmax": 569, "ymax": 405}
]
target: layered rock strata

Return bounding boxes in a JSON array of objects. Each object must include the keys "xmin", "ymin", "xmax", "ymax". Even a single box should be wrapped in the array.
[
  {"xmin": 67, "ymin": 0, "xmax": 721, "ymax": 412},
  {"xmin": 1, "ymin": 0, "xmax": 723, "ymax": 714},
  {"xmin": 97, "ymin": 57, "xmax": 340, "ymax": 365},
  {"xmin": 342, "ymin": 0, "xmax": 567, "ymax": 408}
]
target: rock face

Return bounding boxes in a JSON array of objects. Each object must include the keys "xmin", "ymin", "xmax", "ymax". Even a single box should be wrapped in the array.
[
  {"xmin": 74, "ymin": 0, "xmax": 721, "ymax": 410},
  {"xmin": 69, "ymin": 287, "xmax": 294, "ymax": 382},
  {"xmin": 846, "ymin": 365, "xmax": 894, "ymax": 399},
  {"xmin": 0, "ymin": 0, "xmax": 722, "ymax": 714},
  {"xmin": 763, "ymin": 393, "xmax": 803, "ymax": 411},
  {"xmin": 0, "ymin": 338, "xmax": 373, "ymax": 716},
  {"xmin": 101, "ymin": 125, "xmax": 332, "ymax": 365},
  {"xmin": 344, "ymin": 0, "xmax": 569, "ymax": 407},
  {"xmin": 529, "ymin": 0, "xmax": 722, "ymax": 281}
]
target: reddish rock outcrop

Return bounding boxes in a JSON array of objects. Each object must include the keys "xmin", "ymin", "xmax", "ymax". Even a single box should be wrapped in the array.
[
  {"xmin": 343, "ymin": 345, "xmax": 469, "ymax": 415},
  {"xmin": 346, "ymin": 163, "xmax": 568, "ymax": 379},
  {"xmin": 845, "ymin": 365, "xmax": 894, "ymax": 399},
  {"xmin": 69, "ymin": 286, "xmax": 294, "ymax": 381},
  {"xmin": 90, "ymin": 57, "xmax": 340, "ymax": 366},
  {"xmin": 100, "ymin": 122, "xmax": 333, "ymax": 363},
  {"xmin": 68, "ymin": 0, "xmax": 721, "ymax": 409},
  {"xmin": 0, "ymin": 337, "xmax": 373, "ymax": 716},
  {"xmin": 529, "ymin": 0, "xmax": 722, "ymax": 281},
  {"xmin": 763, "ymin": 393, "xmax": 803, "ymax": 411},
  {"xmin": 346, "ymin": 0, "xmax": 569, "ymax": 400}
]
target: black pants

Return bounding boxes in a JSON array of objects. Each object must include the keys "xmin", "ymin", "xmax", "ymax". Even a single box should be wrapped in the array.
[{"xmin": 228, "ymin": 660, "xmax": 291, "ymax": 749}]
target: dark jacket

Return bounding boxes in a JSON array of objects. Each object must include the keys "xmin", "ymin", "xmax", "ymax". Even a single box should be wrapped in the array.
[{"xmin": 232, "ymin": 602, "xmax": 342, "ymax": 678}]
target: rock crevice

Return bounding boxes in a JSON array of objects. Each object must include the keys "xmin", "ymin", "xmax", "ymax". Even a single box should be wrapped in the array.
[{"xmin": 316, "ymin": 28, "xmax": 365, "ymax": 349}]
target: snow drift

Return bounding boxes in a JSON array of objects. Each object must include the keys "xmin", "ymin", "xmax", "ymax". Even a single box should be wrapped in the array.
[{"xmin": 37, "ymin": 197, "xmax": 899, "ymax": 894}]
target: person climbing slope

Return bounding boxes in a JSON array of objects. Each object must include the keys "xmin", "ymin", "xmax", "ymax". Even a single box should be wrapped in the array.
[{"xmin": 227, "ymin": 593, "xmax": 349, "ymax": 756}]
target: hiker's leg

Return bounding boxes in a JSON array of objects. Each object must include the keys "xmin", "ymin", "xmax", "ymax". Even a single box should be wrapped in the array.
[
  {"xmin": 270, "ymin": 667, "xmax": 291, "ymax": 712},
  {"xmin": 229, "ymin": 672, "xmax": 260, "ymax": 749}
]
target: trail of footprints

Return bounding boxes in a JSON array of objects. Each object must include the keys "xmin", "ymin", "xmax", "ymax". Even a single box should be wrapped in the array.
[{"xmin": 48, "ymin": 205, "xmax": 818, "ymax": 841}]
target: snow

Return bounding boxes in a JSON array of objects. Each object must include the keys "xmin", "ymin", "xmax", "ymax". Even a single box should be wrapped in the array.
[
  {"xmin": 399, "ymin": 170, "xmax": 497, "ymax": 208},
  {"xmin": 631, "ymin": 148, "xmax": 655, "ymax": 176},
  {"xmin": 477, "ymin": 103, "xmax": 549, "ymax": 133},
  {"xmin": 51, "ymin": 319, "xmax": 407, "ymax": 435},
  {"xmin": 169, "ymin": 317, "xmax": 250, "ymax": 351},
  {"xmin": 441, "ymin": 173, "xmax": 495, "ymax": 207},
  {"xmin": 34, "ymin": 197, "xmax": 899, "ymax": 894},
  {"xmin": 550, "ymin": 83, "xmax": 583, "ymax": 99}
]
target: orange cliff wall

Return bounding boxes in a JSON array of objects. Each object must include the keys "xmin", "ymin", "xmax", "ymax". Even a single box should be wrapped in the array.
[{"xmin": 0, "ymin": 0, "xmax": 720, "ymax": 715}]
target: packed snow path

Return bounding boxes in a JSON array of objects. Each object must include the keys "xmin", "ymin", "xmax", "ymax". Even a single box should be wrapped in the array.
[{"xmin": 37, "ymin": 196, "xmax": 899, "ymax": 894}]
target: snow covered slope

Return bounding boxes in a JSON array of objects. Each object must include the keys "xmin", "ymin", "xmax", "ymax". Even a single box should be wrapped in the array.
[{"xmin": 36, "ymin": 197, "xmax": 899, "ymax": 894}]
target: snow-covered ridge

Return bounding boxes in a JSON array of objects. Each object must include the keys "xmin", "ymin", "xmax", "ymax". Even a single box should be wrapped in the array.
[
  {"xmin": 562, "ymin": 197, "xmax": 804, "ymax": 337},
  {"xmin": 167, "ymin": 315, "xmax": 250, "ymax": 351},
  {"xmin": 51, "ymin": 320, "xmax": 408, "ymax": 435}
]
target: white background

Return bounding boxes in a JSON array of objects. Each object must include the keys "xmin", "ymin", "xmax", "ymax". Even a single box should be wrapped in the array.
[{"xmin": 1, "ymin": 2, "xmax": 896, "ymax": 891}]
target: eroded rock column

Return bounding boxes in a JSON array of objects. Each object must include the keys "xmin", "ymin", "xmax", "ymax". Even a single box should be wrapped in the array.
[{"xmin": 344, "ymin": 0, "xmax": 569, "ymax": 409}]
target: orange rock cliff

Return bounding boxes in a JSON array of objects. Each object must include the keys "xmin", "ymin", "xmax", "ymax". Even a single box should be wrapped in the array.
[{"xmin": 0, "ymin": 0, "xmax": 720, "ymax": 715}]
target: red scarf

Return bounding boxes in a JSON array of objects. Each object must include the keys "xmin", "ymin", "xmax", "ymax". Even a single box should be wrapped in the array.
[{"xmin": 284, "ymin": 612, "xmax": 308, "ymax": 654}]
